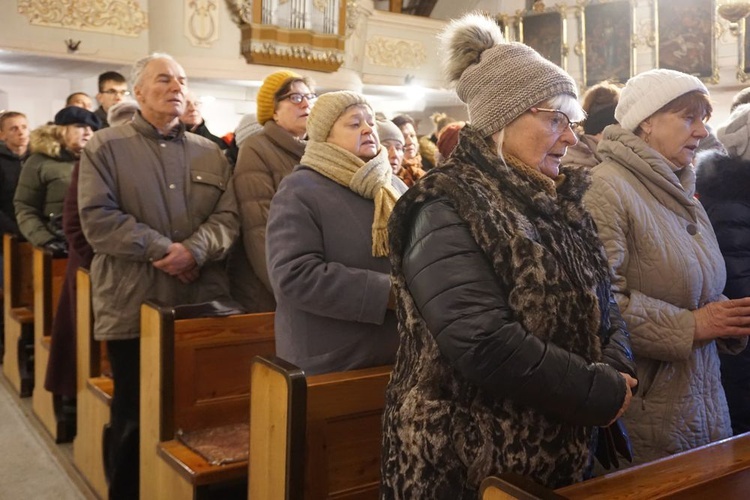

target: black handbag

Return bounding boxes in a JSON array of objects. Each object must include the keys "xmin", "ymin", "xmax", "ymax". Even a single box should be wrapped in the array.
[{"xmin": 595, "ymin": 419, "xmax": 634, "ymax": 469}]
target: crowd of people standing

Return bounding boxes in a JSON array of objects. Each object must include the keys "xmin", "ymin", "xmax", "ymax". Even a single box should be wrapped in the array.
[{"xmin": 1, "ymin": 10, "xmax": 750, "ymax": 499}]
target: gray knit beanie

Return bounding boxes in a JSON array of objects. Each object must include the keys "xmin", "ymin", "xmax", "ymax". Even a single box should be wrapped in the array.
[
  {"xmin": 439, "ymin": 13, "xmax": 577, "ymax": 137},
  {"xmin": 376, "ymin": 119, "xmax": 404, "ymax": 144},
  {"xmin": 306, "ymin": 91, "xmax": 370, "ymax": 142}
]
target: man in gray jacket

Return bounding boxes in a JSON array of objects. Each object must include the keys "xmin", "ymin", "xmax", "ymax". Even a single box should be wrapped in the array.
[{"xmin": 78, "ymin": 53, "xmax": 238, "ymax": 499}]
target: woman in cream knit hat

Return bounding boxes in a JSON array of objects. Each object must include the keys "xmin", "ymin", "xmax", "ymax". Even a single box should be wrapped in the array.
[
  {"xmin": 381, "ymin": 13, "xmax": 637, "ymax": 497},
  {"xmin": 231, "ymin": 69, "xmax": 314, "ymax": 312},
  {"xmin": 265, "ymin": 91, "xmax": 407, "ymax": 375},
  {"xmin": 584, "ymin": 68, "xmax": 750, "ymax": 470}
]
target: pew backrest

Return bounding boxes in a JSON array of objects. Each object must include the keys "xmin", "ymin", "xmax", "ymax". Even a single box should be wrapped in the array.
[
  {"xmin": 249, "ymin": 355, "xmax": 391, "ymax": 499},
  {"xmin": 32, "ymin": 247, "xmax": 67, "ymax": 339},
  {"xmin": 140, "ymin": 300, "xmax": 275, "ymax": 492},
  {"xmin": 4, "ymin": 234, "xmax": 34, "ymax": 315}
]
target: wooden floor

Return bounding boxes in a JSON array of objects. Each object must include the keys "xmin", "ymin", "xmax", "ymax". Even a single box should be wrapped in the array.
[{"xmin": 0, "ymin": 371, "xmax": 96, "ymax": 499}]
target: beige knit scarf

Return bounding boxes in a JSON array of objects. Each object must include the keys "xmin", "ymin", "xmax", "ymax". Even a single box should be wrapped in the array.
[{"xmin": 301, "ymin": 140, "xmax": 400, "ymax": 257}]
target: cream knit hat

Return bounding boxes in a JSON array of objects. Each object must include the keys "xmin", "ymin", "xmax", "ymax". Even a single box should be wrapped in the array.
[
  {"xmin": 256, "ymin": 69, "xmax": 302, "ymax": 125},
  {"xmin": 306, "ymin": 91, "xmax": 371, "ymax": 142},
  {"xmin": 376, "ymin": 120, "xmax": 404, "ymax": 144},
  {"xmin": 717, "ymin": 103, "xmax": 750, "ymax": 161},
  {"xmin": 440, "ymin": 13, "xmax": 577, "ymax": 137},
  {"xmin": 616, "ymin": 69, "xmax": 708, "ymax": 132}
]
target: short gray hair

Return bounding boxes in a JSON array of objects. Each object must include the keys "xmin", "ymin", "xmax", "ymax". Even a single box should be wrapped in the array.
[{"xmin": 131, "ymin": 52, "xmax": 177, "ymax": 89}]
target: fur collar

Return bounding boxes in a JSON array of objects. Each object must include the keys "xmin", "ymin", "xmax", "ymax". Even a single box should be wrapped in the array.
[
  {"xmin": 695, "ymin": 149, "xmax": 750, "ymax": 201},
  {"xmin": 29, "ymin": 124, "xmax": 65, "ymax": 159}
]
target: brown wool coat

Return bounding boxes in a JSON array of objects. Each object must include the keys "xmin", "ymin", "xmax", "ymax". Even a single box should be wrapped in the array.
[{"xmin": 231, "ymin": 120, "xmax": 305, "ymax": 312}]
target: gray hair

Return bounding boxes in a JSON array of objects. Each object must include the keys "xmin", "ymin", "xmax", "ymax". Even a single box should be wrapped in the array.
[{"xmin": 131, "ymin": 52, "xmax": 177, "ymax": 89}]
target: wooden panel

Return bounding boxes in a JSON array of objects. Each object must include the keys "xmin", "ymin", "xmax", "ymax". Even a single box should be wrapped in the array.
[
  {"xmin": 141, "ymin": 302, "xmax": 276, "ymax": 500},
  {"xmin": 556, "ymin": 433, "xmax": 750, "ymax": 499},
  {"xmin": 73, "ymin": 380, "xmax": 111, "ymax": 499},
  {"xmin": 32, "ymin": 247, "xmax": 70, "ymax": 441},
  {"xmin": 304, "ymin": 366, "xmax": 390, "ymax": 499},
  {"xmin": 3, "ymin": 234, "xmax": 34, "ymax": 395},
  {"xmin": 248, "ymin": 358, "xmax": 301, "ymax": 500},
  {"xmin": 140, "ymin": 303, "xmax": 164, "ymax": 500},
  {"xmin": 172, "ymin": 313, "xmax": 275, "ymax": 433}
]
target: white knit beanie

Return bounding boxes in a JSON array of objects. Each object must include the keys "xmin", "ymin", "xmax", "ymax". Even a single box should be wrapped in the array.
[
  {"xmin": 717, "ymin": 103, "xmax": 750, "ymax": 161},
  {"xmin": 616, "ymin": 69, "xmax": 708, "ymax": 132}
]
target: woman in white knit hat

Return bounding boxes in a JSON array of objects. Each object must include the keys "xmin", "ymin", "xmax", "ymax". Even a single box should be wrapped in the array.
[
  {"xmin": 265, "ymin": 91, "xmax": 407, "ymax": 375},
  {"xmin": 585, "ymin": 69, "xmax": 750, "ymax": 469},
  {"xmin": 694, "ymin": 103, "xmax": 750, "ymax": 436},
  {"xmin": 381, "ymin": 13, "xmax": 637, "ymax": 497}
]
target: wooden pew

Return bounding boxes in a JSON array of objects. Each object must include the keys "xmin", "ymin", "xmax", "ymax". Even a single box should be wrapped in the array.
[
  {"xmin": 2, "ymin": 233, "xmax": 35, "ymax": 397},
  {"xmin": 31, "ymin": 247, "xmax": 69, "ymax": 442},
  {"xmin": 73, "ymin": 267, "xmax": 111, "ymax": 499},
  {"xmin": 140, "ymin": 300, "xmax": 275, "ymax": 500},
  {"xmin": 480, "ymin": 432, "xmax": 750, "ymax": 499},
  {"xmin": 249, "ymin": 355, "xmax": 391, "ymax": 499}
]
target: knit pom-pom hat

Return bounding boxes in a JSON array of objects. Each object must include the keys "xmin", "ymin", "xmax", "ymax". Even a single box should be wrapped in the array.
[
  {"xmin": 717, "ymin": 103, "xmax": 750, "ymax": 161},
  {"xmin": 306, "ymin": 91, "xmax": 371, "ymax": 142},
  {"xmin": 439, "ymin": 13, "xmax": 577, "ymax": 137},
  {"xmin": 256, "ymin": 69, "xmax": 302, "ymax": 125},
  {"xmin": 615, "ymin": 69, "xmax": 707, "ymax": 132}
]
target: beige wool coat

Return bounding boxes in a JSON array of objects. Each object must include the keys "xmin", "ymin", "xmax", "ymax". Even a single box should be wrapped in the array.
[{"xmin": 584, "ymin": 124, "xmax": 746, "ymax": 468}]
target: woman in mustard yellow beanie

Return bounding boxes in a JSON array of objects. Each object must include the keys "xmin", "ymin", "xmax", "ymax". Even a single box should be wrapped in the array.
[
  {"xmin": 231, "ymin": 69, "xmax": 315, "ymax": 312},
  {"xmin": 266, "ymin": 91, "xmax": 407, "ymax": 376}
]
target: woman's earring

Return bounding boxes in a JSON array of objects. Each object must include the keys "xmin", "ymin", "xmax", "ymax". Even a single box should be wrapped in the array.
[{"xmin": 644, "ymin": 131, "xmax": 650, "ymax": 144}]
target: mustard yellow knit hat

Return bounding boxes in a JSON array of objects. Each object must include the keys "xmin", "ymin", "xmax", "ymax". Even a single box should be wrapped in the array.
[{"xmin": 256, "ymin": 69, "xmax": 302, "ymax": 125}]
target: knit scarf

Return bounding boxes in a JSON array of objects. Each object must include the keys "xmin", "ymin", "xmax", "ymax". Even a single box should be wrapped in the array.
[{"xmin": 301, "ymin": 140, "xmax": 400, "ymax": 257}]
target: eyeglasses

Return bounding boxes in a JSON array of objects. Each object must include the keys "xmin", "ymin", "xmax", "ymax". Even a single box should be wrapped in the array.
[
  {"xmin": 101, "ymin": 89, "xmax": 130, "ymax": 97},
  {"xmin": 531, "ymin": 107, "xmax": 579, "ymax": 134},
  {"xmin": 279, "ymin": 93, "xmax": 317, "ymax": 105}
]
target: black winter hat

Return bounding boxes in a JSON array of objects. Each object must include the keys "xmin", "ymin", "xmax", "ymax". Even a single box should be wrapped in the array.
[{"xmin": 54, "ymin": 106, "xmax": 102, "ymax": 131}]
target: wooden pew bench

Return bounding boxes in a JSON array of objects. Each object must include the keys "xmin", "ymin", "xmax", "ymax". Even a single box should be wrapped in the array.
[
  {"xmin": 31, "ymin": 247, "xmax": 69, "ymax": 442},
  {"xmin": 2, "ymin": 233, "xmax": 35, "ymax": 397},
  {"xmin": 140, "ymin": 300, "xmax": 275, "ymax": 500},
  {"xmin": 73, "ymin": 268, "xmax": 112, "ymax": 499},
  {"xmin": 249, "ymin": 355, "xmax": 391, "ymax": 499},
  {"xmin": 480, "ymin": 432, "xmax": 750, "ymax": 499}
]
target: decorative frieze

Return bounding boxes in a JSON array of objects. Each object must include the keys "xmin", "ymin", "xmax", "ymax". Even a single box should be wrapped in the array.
[
  {"xmin": 185, "ymin": 0, "xmax": 219, "ymax": 47},
  {"xmin": 365, "ymin": 36, "xmax": 426, "ymax": 69},
  {"xmin": 17, "ymin": 0, "xmax": 148, "ymax": 37}
]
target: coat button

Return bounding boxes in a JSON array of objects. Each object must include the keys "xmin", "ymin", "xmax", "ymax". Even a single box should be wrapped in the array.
[
  {"xmin": 196, "ymin": 175, "xmax": 202, "ymax": 180},
  {"xmin": 169, "ymin": 183, "xmax": 176, "ymax": 189},
  {"xmin": 687, "ymin": 224, "xmax": 698, "ymax": 235}
]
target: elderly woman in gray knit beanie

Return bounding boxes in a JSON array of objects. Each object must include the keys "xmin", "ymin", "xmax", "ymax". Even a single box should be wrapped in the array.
[
  {"xmin": 265, "ymin": 90, "xmax": 406, "ymax": 376},
  {"xmin": 584, "ymin": 68, "xmax": 750, "ymax": 471},
  {"xmin": 380, "ymin": 13, "xmax": 638, "ymax": 497}
]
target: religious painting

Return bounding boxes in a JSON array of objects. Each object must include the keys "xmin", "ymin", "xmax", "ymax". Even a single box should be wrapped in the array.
[
  {"xmin": 520, "ymin": 10, "xmax": 565, "ymax": 69},
  {"xmin": 656, "ymin": 0, "xmax": 716, "ymax": 81},
  {"xmin": 581, "ymin": 0, "xmax": 632, "ymax": 87}
]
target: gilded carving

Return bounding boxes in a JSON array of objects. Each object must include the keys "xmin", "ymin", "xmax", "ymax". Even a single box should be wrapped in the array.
[
  {"xmin": 365, "ymin": 36, "xmax": 426, "ymax": 69},
  {"xmin": 225, "ymin": 0, "xmax": 253, "ymax": 25},
  {"xmin": 185, "ymin": 0, "xmax": 219, "ymax": 47},
  {"xmin": 17, "ymin": 0, "xmax": 148, "ymax": 37},
  {"xmin": 314, "ymin": 0, "xmax": 328, "ymax": 12}
]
